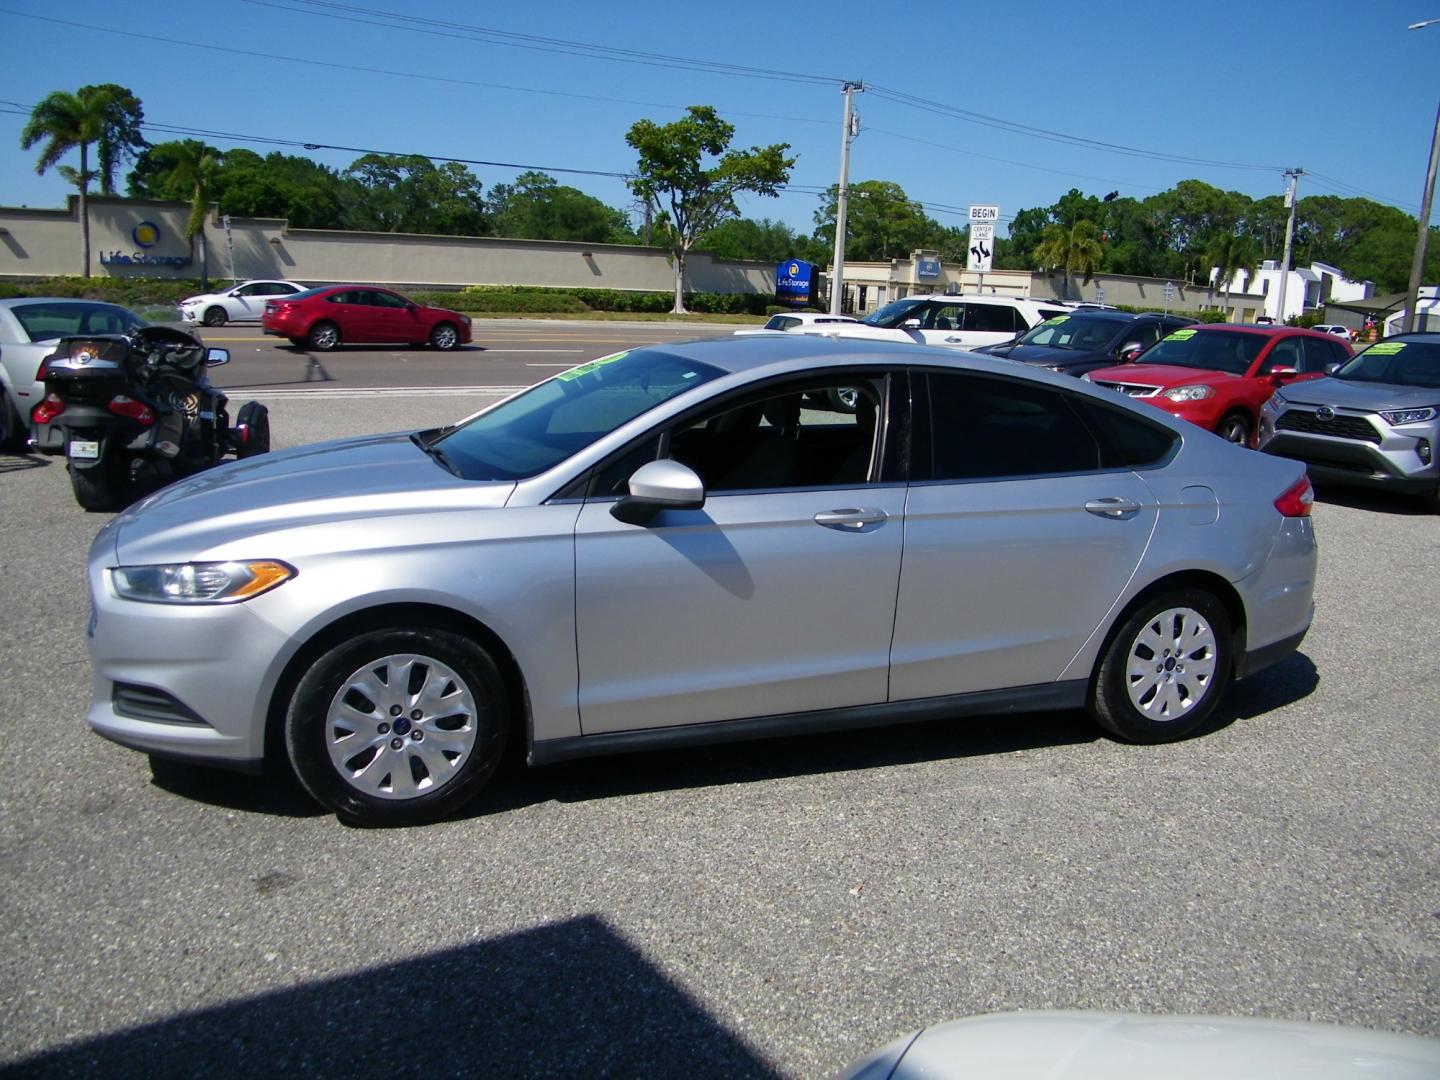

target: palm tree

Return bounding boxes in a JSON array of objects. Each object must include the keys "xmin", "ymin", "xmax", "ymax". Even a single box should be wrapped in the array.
[
  {"xmin": 149, "ymin": 140, "xmax": 222, "ymax": 288},
  {"xmin": 1032, "ymin": 219, "xmax": 1104, "ymax": 300},
  {"xmin": 21, "ymin": 89, "xmax": 112, "ymax": 277},
  {"xmin": 1205, "ymin": 232, "xmax": 1263, "ymax": 318}
]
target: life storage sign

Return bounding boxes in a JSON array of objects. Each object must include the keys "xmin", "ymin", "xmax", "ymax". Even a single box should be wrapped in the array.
[{"xmin": 776, "ymin": 260, "xmax": 814, "ymax": 307}]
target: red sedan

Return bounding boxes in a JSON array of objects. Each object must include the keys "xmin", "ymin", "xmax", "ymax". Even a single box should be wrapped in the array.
[
  {"xmin": 1085, "ymin": 324, "xmax": 1354, "ymax": 446},
  {"xmin": 261, "ymin": 285, "xmax": 472, "ymax": 351}
]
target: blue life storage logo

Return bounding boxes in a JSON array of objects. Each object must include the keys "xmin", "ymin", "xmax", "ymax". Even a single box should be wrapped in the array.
[{"xmin": 132, "ymin": 221, "xmax": 160, "ymax": 248}]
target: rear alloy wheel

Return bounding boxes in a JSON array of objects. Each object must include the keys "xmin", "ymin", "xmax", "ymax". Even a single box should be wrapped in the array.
[
  {"xmin": 1089, "ymin": 588, "xmax": 1232, "ymax": 744},
  {"xmin": 202, "ymin": 306, "xmax": 228, "ymax": 327},
  {"xmin": 0, "ymin": 388, "xmax": 24, "ymax": 450},
  {"xmin": 308, "ymin": 321, "xmax": 341, "ymax": 351},
  {"xmin": 429, "ymin": 322, "xmax": 460, "ymax": 350},
  {"xmin": 1217, "ymin": 412, "xmax": 1252, "ymax": 447},
  {"xmin": 285, "ymin": 627, "xmax": 508, "ymax": 825}
]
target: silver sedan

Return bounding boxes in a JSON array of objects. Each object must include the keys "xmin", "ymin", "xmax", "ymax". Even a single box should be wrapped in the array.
[{"xmin": 84, "ymin": 336, "xmax": 1318, "ymax": 825}]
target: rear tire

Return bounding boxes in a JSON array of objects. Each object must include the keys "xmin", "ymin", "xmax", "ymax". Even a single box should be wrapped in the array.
[
  {"xmin": 0, "ymin": 388, "xmax": 24, "ymax": 450},
  {"xmin": 235, "ymin": 401, "xmax": 270, "ymax": 458},
  {"xmin": 68, "ymin": 450, "xmax": 127, "ymax": 512},
  {"xmin": 308, "ymin": 322, "xmax": 341, "ymax": 351},
  {"xmin": 1089, "ymin": 587, "xmax": 1233, "ymax": 744},
  {"xmin": 202, "ymin": 306, "xmax": 228, "ymax": 327},
  {"xmin": 284, "ymin": 627, "xmax": 508, "ymax": 825}
]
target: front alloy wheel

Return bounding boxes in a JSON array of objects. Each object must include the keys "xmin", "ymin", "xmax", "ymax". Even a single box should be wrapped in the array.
[
  {"xmin": 1089, "ymin": 588, "xmax": 1232, "ymax": 743},
  {"xmin": 429, "ymin": 322, "xmax": 460, "ymax": 350},
  {"xmin": 285, "ymin": 627, "xmax": 507, "ymax": 824}
]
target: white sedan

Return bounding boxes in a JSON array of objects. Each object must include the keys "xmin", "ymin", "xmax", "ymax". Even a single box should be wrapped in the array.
[
  {"xmin": 733, "ymin": 311, "xmax": 859, "ymax": 336},
  {"xmin": 178, "ymin": 280, "xmax": 305, "ymax": 327}
]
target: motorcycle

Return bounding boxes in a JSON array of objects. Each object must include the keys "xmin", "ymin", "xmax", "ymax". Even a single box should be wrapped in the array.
[{"xmin": 29, "ymin": 324, "xmax": 270, "ymax": 511}]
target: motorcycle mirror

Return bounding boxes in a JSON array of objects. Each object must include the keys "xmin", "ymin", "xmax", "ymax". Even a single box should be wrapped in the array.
[{"xmin": 204, "ymin": 348, "xmax": 231, "ymax": 368}]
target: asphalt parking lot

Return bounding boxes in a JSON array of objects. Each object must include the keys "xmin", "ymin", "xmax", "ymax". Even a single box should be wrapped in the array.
[{"xmin": 0, "ymin": 387, "xmax": 1437, "ymax": 1077}]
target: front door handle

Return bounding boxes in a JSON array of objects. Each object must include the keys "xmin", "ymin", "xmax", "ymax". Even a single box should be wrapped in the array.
[
  {"xmin": 814, "ymin": 508, "xmax": 888, "ymax": 531},
  {"xmin": 1085, "ymin": 497, "xmax": 1142, "ymax": 520},
  {"xmin": 944, "ymin": 336, "xmax": 965, "ymax": 344}
]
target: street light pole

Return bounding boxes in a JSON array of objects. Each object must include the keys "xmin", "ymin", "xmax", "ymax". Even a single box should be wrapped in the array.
[
  {"xmin": 1401, "ymin": 15, "xmax": 1440, "ymax": 332},
  {"xmin": 829, "ymin": 81, "xmax": 862, "ymax": 316}
]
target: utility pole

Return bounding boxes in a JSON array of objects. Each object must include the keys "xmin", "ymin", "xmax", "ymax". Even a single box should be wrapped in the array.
[
  {"xmin": 829, "ymin": 81, "xmax": 862, "ymax": 316},
  {"xmin": 1273, "ymin": 168, "xmax": 1302, "ymax": 325},
  {"xmin": 1401, "ymin": 99, "xmax": 1440, "ymax": 333}
]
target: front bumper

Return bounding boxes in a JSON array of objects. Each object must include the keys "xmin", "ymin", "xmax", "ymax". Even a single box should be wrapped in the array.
[{"xmin": 1259, "ymin": 410, "xmax": 1440, "ymax": 495}]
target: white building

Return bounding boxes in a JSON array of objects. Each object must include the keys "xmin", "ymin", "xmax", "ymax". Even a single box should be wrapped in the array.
[
  {"xmin": 1212, "ymin": 260, "xmax": 1374, "ymax": 323},
  {"xmin": 1383, "ymin": 286, "xmax": 1440, "ymax": 336}
]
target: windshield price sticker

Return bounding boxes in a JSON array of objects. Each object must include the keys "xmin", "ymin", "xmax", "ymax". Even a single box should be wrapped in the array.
[
  {"xmin": 1167, "ymin": 328, "xmax": 1197, "ymax": 341},
  {"xmin": 558, "ymin": 351, "xmax": 629, "ymax": 382},
  {"xmin": 1043, "ymin": 316, "xmax": 1069, "ymax": 326},
  {"xmin": 1365, "ymin": 343, "xmax": 1406, "ymax": 355}
]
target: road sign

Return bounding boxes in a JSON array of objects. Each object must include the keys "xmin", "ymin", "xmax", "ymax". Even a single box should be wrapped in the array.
[
  {"xmin": 967, "ymin": 220, "xmax": 995, "ymax": 273},
  {"xmin": 968, "ymin": 205, "xmax": 1000, "ymax": 223}
]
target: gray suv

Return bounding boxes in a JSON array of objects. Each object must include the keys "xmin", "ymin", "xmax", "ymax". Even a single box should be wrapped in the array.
[{"xmin": 1258, "ymin": 332, "xmax": 1440, "ymax": 510}]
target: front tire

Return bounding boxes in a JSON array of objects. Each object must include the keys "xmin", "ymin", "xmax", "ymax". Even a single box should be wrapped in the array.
[
  {"xmin": 429, "ymin": 322, "xmax": 460, "ymax": 350},
  {"xmin": 308, "ymin": 321, "xmax": 341, "ymax": 351},
  {"xmin": 1089, "ymin": 588, "xmax": 1233, "ymax": 744},
  {"xmin": 1216, "ymin": 411, "xmax": 1252, "ymax": 447},
  {"xmin": 202, "ymin": 306, "xmax": 228, "ymax": 327},
  {"xmin": 284, "ymin": 627, "xmax": 508, "ymax": 825}
]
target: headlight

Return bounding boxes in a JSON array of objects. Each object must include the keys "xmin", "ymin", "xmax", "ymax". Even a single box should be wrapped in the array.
[
  {"xmin": 1379, "ymin": 407, "xmax": 1438, "ymax": 426},
  {"xmin": 1162, "ymin": 385, "xmax": 1214, "ymax": 402},
  {"xmin": 111, "ymin": 560, "xmax": 295, "ymax": 604},
  {"xmin": 459, "ymin": 314, "xmax": 472, "ymax": 326}
]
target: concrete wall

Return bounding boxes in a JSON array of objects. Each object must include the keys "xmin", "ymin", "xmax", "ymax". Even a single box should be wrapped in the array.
[{"xmin": 0, "ymin": 196, "xmax": 776, "ymax": 294}]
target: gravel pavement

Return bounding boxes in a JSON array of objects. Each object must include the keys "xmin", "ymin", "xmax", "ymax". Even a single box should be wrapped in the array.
[{"xmin": 0, "ymin": 390, "xmax": 1436, "ymax": 1078}]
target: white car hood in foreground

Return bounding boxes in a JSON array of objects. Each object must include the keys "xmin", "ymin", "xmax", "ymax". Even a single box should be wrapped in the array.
[
  {"xmin": 110, "ymin": 431, "xmax": 515, "ymax": 564},
  {"xmin": 840, "ymin": 1011, "xmax": 1440, "ymax": 1080}
]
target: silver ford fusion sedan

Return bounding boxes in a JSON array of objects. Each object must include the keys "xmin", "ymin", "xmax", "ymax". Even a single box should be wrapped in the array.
[{"xmin": 85, "ymin": 336, "xmax": 1318, "ymax": 825}]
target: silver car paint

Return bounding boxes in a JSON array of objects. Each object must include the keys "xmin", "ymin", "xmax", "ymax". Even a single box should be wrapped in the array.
[{"xmin": 84, "ymin": 336, "xmax": 1316, "ymax": 770}]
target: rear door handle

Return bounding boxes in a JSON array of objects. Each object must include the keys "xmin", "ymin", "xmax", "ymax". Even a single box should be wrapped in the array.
[
  {"xmin": 814, "ymin": 508, "xmax": 888, "ymax": 531},
  {"xmin": 1085, "ymin": 497, "xmax": 1142, "ymax": 520}
]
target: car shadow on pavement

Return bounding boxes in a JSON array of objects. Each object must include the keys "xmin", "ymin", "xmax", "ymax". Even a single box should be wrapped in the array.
[
  {"xmin": 0, "ymin": 450, "xmax": 51, "ymax": 473},
  {"xmin": 1312, "ymin": 483, "xmax": 1431, "ymax": 515},
  {"xmin": 1, "ymin": 915, "xmax": 780, "ymax": 1080},
  {"xmin": 147, "ymin": 757, "xmax": 326, "ymax": 819}
]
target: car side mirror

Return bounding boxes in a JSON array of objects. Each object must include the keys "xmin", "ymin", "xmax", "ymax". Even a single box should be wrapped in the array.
[
  {"xmin": 1326, "ymin": 362, "xmax": 1343, "ymax": 374},
  {"xmin": 204, "ymin": 348, "xmax": 230, "ymax": 367},
  {"xmin": 406, "ymin": 301, "xmax": 418, "ymax": 311},
  {"xmin": 610, "ymin": 459, "xmax": 706, "ymax": 525},
  {"xmin": 900, "ymin": 318, "xmax": 922, "ymax": 329},
  {"xmin": 1118, "ymin": 342, "xmax": 1144, "ymax": 361}
]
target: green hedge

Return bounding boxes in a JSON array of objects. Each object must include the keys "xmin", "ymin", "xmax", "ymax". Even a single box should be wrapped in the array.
[{"xmin": 0, "ymin": 276, "xmax": 199, "ymax": 307}]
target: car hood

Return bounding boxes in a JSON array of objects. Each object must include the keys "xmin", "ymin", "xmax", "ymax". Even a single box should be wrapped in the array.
[
  {"xmin": 1277, "ymin": 377, "xmax": 1440, "ymax": 410},
  {"xmin": 111, "ymin": 431, "xmax": 515, "ymax": 564},
  {"xmin": 989, "ymin": 343, "xmax": 1107, "ymax": 365},
  {"xmin": 179, "ymin": 293, "xmax": 223, "ymax": 305},
  {"xmin": 1089, "ymin": 363, "xmax": 1238, "ymax": 386}
]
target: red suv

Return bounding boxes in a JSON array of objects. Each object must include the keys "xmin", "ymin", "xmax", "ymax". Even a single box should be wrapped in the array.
[
  {"xmin": 261, "ymin": 286, "xmax": 472, "ymax": 352},
  {"xmin": 1085, "ymin": 324, "xmax": 1353, "ymax": 446}
]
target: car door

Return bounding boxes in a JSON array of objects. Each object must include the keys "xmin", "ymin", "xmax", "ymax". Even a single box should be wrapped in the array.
[
  {"xmin": 572, "ymin": 372, "xmax": 907, "ymax": 734},
  {"xmin": 227, "ymin": 283, "xmax": 270, "ymax": 321},
  {"xmin": 889, "ymin": 370, "xmax": 1160, "ymax": 701},
  {"xmin": 364, "ymin": 289, "xmax": 421, "ymax": 342},
  {"xmin": 912, "ymin": 302, "xmax": 967, "ymax": 348}
]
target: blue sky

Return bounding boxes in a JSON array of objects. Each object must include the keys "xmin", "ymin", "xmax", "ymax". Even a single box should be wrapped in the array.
[{"xmin": 2, "ymin": 1, "xmax": 1438, "ymax": 237}]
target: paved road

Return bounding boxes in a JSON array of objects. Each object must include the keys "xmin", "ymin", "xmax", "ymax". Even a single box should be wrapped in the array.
[
  {"xmin": 0, "ymin": 379, "xmax": 1436, "ymax": 1077},
  {"xmin": 198, "ymin": 320, "xmax": 733, "ymax": 393}
]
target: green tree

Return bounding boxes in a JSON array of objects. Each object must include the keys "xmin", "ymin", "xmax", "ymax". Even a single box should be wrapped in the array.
[
  {"xmin": 147, "ymin": 140, "xmax": 222, "ymax": 287},
  {"xmin": 488, "ymin": 171, "xmax": 632, "ymax": 243},
  {"xmin": 1032, "ymin": 219, "xmax": 1105, "ymax": 298},
  {"xmin": 20, "ymin": 88, "xmax": 117, "ymax": 276},
  {"xmin": 812, "ymin": 180, "xmax": 940, "ymax": 262},
  {"xmin": 1204, "ymin": 231, "xmax": 1262, "ymax": 311},
  {"xmin": 84, "ymin": 84, "xmax": 146, "ymax": 195},
  {"xmin": 699, "ymin": 216, "xmax": 827, "ymax": 264},
  {"xmin": 341, "ymin": 154, "xmax": 487, "ymax": 235},
  {"xmin": 626, "ymin": 105, "xmax": 794, "ymax": 313}
]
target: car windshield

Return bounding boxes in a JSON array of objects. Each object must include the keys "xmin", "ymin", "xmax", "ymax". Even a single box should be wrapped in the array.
[
  {"xmin": 1014, "ymin": 314, "xmax": 1122, "ymax": 351},
  {"xmin": 274, "ymin": 286, "xmax": 330, "ymax": 302},
  {"xmin": 433, "ymin": 348, "xmax": 725, "ymax": 481},
  {"xmin": 1137, "ymin": 328, "xmax": 1266, "ymax": 376},
  {"xmin": 1333, "ymin": 340, "xmax": 1440, "ymax": 388},
  {"xmin": 9, "ymin": 302, "xmax": 142, "ymax": 342},
  {"xmin": 861, "ymin": 297, "xmax": 928, "ymax": 329}
]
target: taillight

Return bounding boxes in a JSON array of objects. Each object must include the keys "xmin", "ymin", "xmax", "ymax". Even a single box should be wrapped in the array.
[
  {"xmin": 32, "ymin": 394, "xmax": 65, "ymax": 425},
  {"xmin": 1274, "ymin": 475, "xmax": 1313, "ymax": 517},
  {"xmin": 36, "ymin": 357, "xmax": 51, "ymax": 381},
  {"xmin": 107, "ymin": 395, "xmax": 155, "ymax": 425}
]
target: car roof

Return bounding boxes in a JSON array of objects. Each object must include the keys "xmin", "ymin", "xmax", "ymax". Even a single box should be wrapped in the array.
[
  {"xmin": 1190, "ymin": 323, "xmax": 1331, "ymax": 338},
  {"xmin": 0, "ymin": 297, "xmax": 130, "ymax": 309},
  {"xmin": 649, "ymin": 330, "xmax": 1077, "ymax": 378}
]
